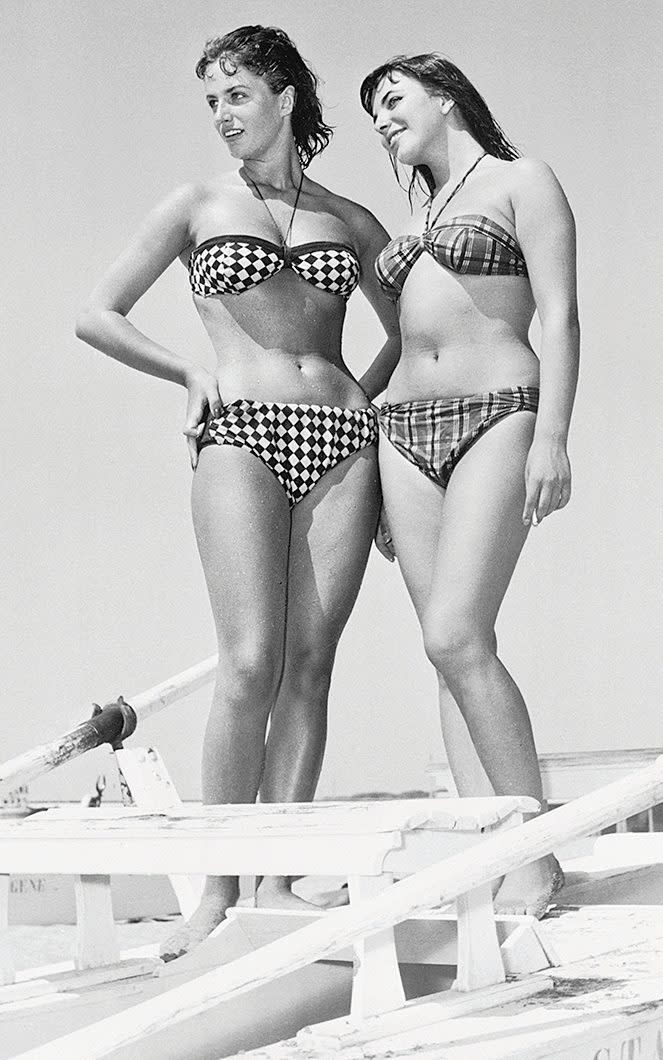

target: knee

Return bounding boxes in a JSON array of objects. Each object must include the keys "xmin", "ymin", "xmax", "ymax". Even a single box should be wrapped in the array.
[
  {"xmin": 422, "ymin": 615, "xmax": 491, "ymax": 685},
  {"xmin": 220, "ymin": 640, "xmax": 282, "ymax": 707},
  {"xmin": 282, "ymin": 643, "xmax": 335, "ymax": 700}
]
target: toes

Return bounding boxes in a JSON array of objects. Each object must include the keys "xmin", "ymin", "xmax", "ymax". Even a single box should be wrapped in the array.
[{"xmin": 160, "ymin": 948, "xmax": 186, "ymax": 963}]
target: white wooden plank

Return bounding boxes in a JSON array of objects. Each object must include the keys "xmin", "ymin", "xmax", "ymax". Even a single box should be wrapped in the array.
[
  {"xmin": 0, "ymin": 830, "xmax": 403, "ymax": 877},
  {"xmin": 20, "ymin": 795, "xmax": 539, "ymax": 833},
  {"xmin": 0, "ymin": 876, "xmax": 14, "ymax": 986},
  {"xmin": 14, "ymin": 755, "xmax": 663, "ymax": 1059},
  {"xmin": 348, "ymin": 875, "xmax": 405, "ymax": 1019},
  {"xmin": 74, "ymin": 876, "xmax": 120, "ymax": 969},
  {"xmin": 592, "ymin": 832, "xmax": 663, "ymax": 867},
  {"xmin": 298, "ymin": 977, "xmax": 553, "ymax": 1051},
  {"xmin": 113, "ymin": 747, "xmax": 204, "ymax": 918},
  {"xmin": 453, "ymin": 883, "xmax": 505, "ymax": 991},
  {"xmin": 0, "ymin": 958, "xmax": 159, "ymax": 1005}
]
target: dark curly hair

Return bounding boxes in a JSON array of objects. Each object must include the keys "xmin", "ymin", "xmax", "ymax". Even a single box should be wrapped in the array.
[
  {"xmin": 196, "ymin": 25, "xmax": 332, "ymax": 169},
  {"xmin": 360, "ymin": 54, "xmax": 519, "ymax": 203}
]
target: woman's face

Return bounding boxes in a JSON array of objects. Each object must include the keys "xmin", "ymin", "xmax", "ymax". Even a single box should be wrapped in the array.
[
  {"xmin": 371, "ymin": 71, "xmax": 448, "ymax": 166},
  {"xmin": 203, "ymin": 61, "xmax": 292, "ymax": 160}
]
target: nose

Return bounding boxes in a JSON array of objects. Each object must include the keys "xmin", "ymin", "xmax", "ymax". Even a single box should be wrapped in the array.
[
  {"xmin": 213, "ymin": 103, "xmax": 231, "ymax": 127},
  {"xmin": 374, "ymin": 110, "xmax": 389, "ymax": 135}
]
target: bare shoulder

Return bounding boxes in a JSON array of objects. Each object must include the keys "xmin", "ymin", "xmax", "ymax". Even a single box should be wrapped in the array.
[
  {"xmin": 508, "ymin": 157, "xmax": 566, "ymax": 196},
  {"xmin": 307, "ymin": 178, "xmax": 389, "ymax": 247}
]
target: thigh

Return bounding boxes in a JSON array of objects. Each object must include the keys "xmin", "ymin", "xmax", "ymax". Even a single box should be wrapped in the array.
[
  {"xmin": 378, "ymin": 430, "xmax": 446, "ymax": 621},
  {"xmin": 192, "ymin": 444, "xmax": 291, "ymax": 655},
  {"xmin": 428, "ymin": 411, "xmax": 536, "ymax": 631},
  {"xmin": 285, "ymin": 445, "xmax": 380, "ymax": 653}
]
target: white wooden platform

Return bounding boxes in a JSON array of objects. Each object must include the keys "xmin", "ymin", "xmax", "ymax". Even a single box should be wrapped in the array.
[
  {"xmin": 0, "ymin": 796, "xmax": 540, "ymax": 1028},
  {"xmin": 233, "ymin": 905, "xmax": 663, "ymax": 1060},
  {"xmin": 0, "ymin": 797, "xmax": 537, "ymax": 878}
]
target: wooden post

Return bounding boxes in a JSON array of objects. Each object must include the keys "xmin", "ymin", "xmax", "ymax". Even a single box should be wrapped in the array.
[
  {"xmin": 17, "ymin": 755, "xmax": 663, "ymax": 1059},
  {"xmin": 0, "ymin": 875, "xmax": 14, "ymax": 986},
  {"xmin": 454, "ymin": 882, "xmax": 505, "ymax": 991},
  {"xmin": 113, "ymin": 747, "xmax": 204, "ymax": 918},
  {"xmin": 348, "ymin": 875, "xmax": 405, "ymax": 1018},
  {"xmin": 74, "ymin": 875, "xmax": 120, "ymax": 969}
]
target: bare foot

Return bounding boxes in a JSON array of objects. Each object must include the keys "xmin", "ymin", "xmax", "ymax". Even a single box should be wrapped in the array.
[
  {"xmin": 256, "ymin": 877, "xmax": 322, "ymax": 911},
  {"xmin": 160, "ymin": 885, "xmax": 237, "ymax": 962},
  {"xmin": 310, "ymin": 886, "xmax": 350, "ymax": 909},
  {"xmin": 493, "ymin": 855, "xmax": 565, "ymax": 919}
]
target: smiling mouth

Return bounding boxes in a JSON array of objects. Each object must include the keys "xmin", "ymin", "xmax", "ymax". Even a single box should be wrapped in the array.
[
  {"xmin": 223, "ymin": 129, "xmax": 244, "ymax": 140},
  {"xmin": 387, "ymin": 129, "xmax": 404, "ymax": 148}
]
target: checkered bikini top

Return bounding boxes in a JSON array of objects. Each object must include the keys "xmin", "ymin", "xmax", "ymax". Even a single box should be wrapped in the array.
[
  {"xmin": 189, "ymin": 174, "xmax": 361, "ymax": 300},
  {"xmin": 375, "ymin": 153, "xmax": 527, "ymax": 301}
]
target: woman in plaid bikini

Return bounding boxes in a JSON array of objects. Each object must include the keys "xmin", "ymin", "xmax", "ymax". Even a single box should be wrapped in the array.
[
  {"xmin": 76, "ymin": 25, "xmax": 399, "ymax": 959},
  {"xmin": 361, "ymin": 54, "xmax": 579, "ymax": 916}
]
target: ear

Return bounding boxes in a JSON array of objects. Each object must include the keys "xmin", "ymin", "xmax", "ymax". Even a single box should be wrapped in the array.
[
  {"xmin": 439, "ymin": 96, "xmax": 455, "ymax": 115},
  {"xmin": 280, "ymin": 85, "xmax": 296, "ymax": 117}
]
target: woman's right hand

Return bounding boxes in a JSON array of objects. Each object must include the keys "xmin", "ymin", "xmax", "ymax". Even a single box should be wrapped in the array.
[
  {"xmin": 375, "ymin": 505, "xmax": 396, "ymax": 562},
  {"xmin": 183, "ymin": 366, "xmax": 222, "ymax": 470}
]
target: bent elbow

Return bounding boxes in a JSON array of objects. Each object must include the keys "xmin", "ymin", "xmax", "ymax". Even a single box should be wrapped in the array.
[{"xmin": 75, "ymin": 306, "xmax": 96, "ymax": 344}]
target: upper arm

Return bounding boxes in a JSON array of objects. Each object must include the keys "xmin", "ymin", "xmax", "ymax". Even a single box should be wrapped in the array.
[
  {"xmin": 82, "ymin": 183, "xmax": 203, "ymax": 316},
  {"xmin": 349, "ymin": 205, "xmax": 401, "ymax": 338},
  {"xmin": 512, "ymin": 159, "xmax": 578, "ymax": 325}
]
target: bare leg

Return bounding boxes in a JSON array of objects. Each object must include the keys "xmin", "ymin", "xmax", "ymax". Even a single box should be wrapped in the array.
[
  {"xmin": 257, "ymin": 445, "xmax": 380, "ymax": 909},
  {"xmin": 380, "ymin": 416, "xmax": 561, "ymax": 917},
  {"xmin": 379, "ymin": 439, "xmax": 494, "ymax": 798},
  {"xmin": 161, "ymin": 445, "xmax": 290, "ymax": 959}
]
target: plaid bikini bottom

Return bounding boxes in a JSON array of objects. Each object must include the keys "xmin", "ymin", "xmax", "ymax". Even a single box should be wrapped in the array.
[
  {"xmin": 199, "ymin": 400, "xmax": 378, "ymax": 507},
  {"xmin": 379, "ymin": 386, "xmax": 539, "ymax": 489}
]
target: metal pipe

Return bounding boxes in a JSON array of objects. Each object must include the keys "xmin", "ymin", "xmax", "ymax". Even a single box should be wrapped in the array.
[{"xmin": 0, "ymin": 655, "xmax": 217, "ymax": 795}]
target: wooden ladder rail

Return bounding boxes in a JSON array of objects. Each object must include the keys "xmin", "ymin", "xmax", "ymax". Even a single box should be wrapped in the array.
[
  {"xmin": 0, "ymin": 655, "xmax": 218, "ymax": 797},
  {"xmin": 15, "ymin": 754, "xmax": 663, "ymax": 1060}
]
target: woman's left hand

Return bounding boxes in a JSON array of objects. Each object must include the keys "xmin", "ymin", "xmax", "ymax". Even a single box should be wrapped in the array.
[{"xmin": 523, "ymin": 440, "xmax": 572, "ymax": 526}]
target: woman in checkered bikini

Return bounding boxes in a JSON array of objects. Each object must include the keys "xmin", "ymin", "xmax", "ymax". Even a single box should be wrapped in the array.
[
  {"xmin": 360, "ymin": 55, "xmax": 579, "ymax": 917},
  {"xmin": 76, "ymin": 25, "xmax": 399, "ymax": 958}
]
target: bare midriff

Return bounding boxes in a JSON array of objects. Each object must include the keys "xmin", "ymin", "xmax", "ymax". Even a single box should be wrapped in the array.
[
  {"xmin": 387, "ymin": 253, "xmax": 539, "ymax": 403},
  {"xmin": 190, "ymin": 269, "xmax": 369, "ymax": 408}
]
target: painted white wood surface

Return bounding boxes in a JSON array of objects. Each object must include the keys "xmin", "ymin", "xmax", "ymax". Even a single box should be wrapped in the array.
[
  {"xmin": 114, "ymin": 746, "xmax": 204, "ymax": 918},
  {"xmin": 428, "ymin": 747, "xmax": 663, "ymax": 803},
  {"xmin": 0, "ymin": 876, "xmax": 14, "ymax": 986},
  {"xmin": 228, "ymin": 920, "xmax": 663, "ymax": 1058},
  {"xmin": 347, "ymin": 874, "xmax": 405, "ymax": 1019},
  {"xmin": 13, "ymin": 756, "xmax": 663, "ymax": 1060},
  {"xmin": 0, "ymin": 798, "xmax": 537, "ymax": 878},
  {"xmin": 73, "ymin": 875, "xmax": 119, "ymax": 969}
]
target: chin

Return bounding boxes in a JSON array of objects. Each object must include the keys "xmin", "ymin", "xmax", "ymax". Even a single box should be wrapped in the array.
[{"xmin": 394, "ymin": 145, "xmax": 421, "ymax": 167}]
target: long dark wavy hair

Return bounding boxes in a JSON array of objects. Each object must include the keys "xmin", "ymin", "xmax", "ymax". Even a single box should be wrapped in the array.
[
  {"xmin": 360, "ymin": 54, "xmax": 519, "ymax": 203},
  {"xmin": 196, "ymin": 25, "xmax": 333, "ymax": 169}
]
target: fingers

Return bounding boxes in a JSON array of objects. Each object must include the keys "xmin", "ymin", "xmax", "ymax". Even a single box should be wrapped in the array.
[
  {"xmin": 522, "ymin": 483, "xmax": 539, "ymax": 528},
  {"xmin": 374, "ymin": 507, "xmax": 396, "ymax": 561},
  {"xmin": 184, "ymin": 424, "xmax": 204, "ymax": 470},
  {"xmin": 206, "ymin": 382, "xmax": 222, "ymax": 419},
  {"xmin": 524, "ymin": 478, "xmax": 572, "ymax": 526},
  {"xmin": 182, "ymin": 378, "xmax": 222, "ymax": 472},
  {"xmin": 557, "ymin": 481, "xmax": 572, "ymax": 510}
]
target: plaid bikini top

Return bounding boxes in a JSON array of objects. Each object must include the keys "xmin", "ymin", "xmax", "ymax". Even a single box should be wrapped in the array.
[
  {"xmin": 189, "ymin": 174, "xmax": 361, "ymax": 300},
  {"xmin": 375, "ymin": 154, "xmax": 528, "ymax": 301}
]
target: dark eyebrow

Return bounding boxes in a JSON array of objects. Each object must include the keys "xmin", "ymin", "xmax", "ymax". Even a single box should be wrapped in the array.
[{"xmin": 372, "ymin": 87, "xmax": 396, "ymax": 122}]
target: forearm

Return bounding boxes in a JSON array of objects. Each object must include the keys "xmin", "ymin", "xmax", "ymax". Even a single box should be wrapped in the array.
[
  {"xmin": 534, "ymin": 315, "xmax": 580, "ymax": 445},
  {"xmin": 358, "ymin": 334, "xmax": 401, "ymax": 401},
  {"xmin": 76, "ymin": 308, "xmax": 196, "ymax": 387}
]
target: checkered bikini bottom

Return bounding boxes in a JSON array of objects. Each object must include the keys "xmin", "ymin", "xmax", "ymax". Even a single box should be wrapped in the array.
[
  {"xmin": 199, "ymin": 400, "xmax": 378, "ymax": 507},
  {"xmin": 379, "ymin": 386, "xmax": 539, "ymax": 489}
]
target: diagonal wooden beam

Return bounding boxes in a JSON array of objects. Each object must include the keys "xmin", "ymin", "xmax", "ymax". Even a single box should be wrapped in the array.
[{"xmin": 15, "ymin": 755, "xmax": 663, "ymax": 1060}]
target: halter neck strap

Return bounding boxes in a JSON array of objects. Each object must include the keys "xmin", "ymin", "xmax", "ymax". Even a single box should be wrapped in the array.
[
  {"xmin": 425, "ymin": 152, "xmax": 487, "ymax": 233},
  {"xmin": 249, "ymin": 171, "xmax": 305, "ymax": 247}
]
